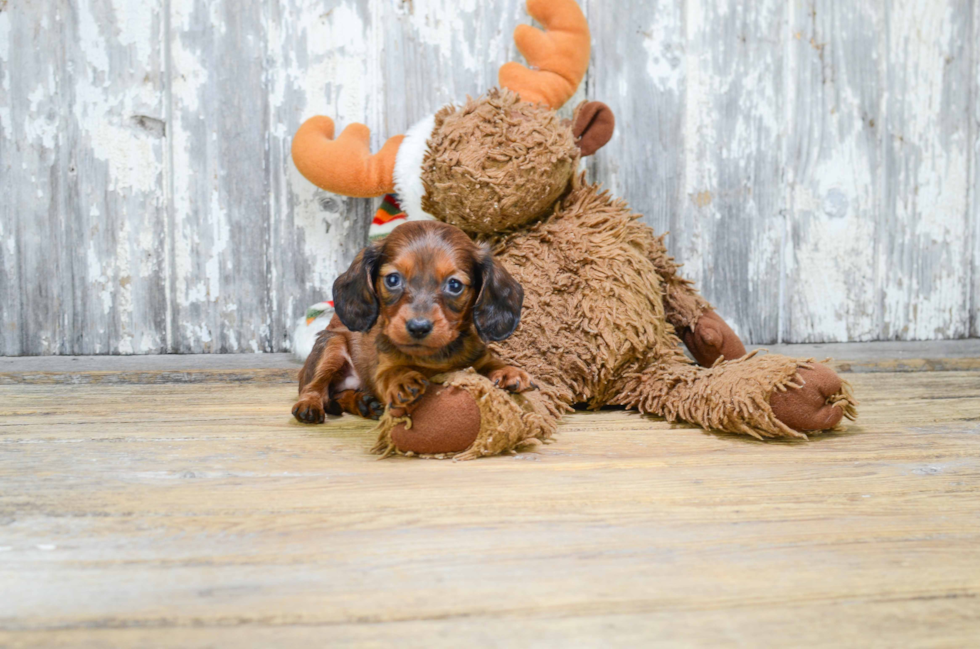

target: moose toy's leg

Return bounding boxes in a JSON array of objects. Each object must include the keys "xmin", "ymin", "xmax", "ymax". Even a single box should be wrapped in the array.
[
  {"xmin": 616, "ymin": 352, "xmax": 857, "ymax": 439},
  {"xmin": 645, "ymin": 234, "xmax": 746, "ymax": 366},
  {"xmin": 372, "ymin": 371, "xmax": 566, "ymax": 459},
  {"xmin": 768, "ymin": 363, "xmax": 854, "ymax": 432},
  {"xmin": 677, "ymin": 310, "xmax": 747, "ymax": 368}
]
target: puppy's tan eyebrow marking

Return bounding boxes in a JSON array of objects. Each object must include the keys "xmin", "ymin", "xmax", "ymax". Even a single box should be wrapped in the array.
[{"xmin": 378, "ymin": 263, "xmax": 404, "ymax": 277}]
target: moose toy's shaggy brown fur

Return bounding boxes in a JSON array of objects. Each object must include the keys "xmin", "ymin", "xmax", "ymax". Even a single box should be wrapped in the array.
[
  {"xmin": 422, "ymin": 91, "xmax": 581, "ymax": 234},
  {"xmin": 372, "ymin": 370, "xmax": 566, "ymax": 460},
  {"xmin": 482, "ymin": 158, "xmax": 855, "ymax": 441},
  {"xmin": 291, "ymin": 0, "xmax": 857, "ymax": 459}
]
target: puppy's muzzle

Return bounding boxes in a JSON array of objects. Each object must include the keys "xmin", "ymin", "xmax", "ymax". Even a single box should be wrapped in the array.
[{"xmin": 405, "ymin": 318, "xmax": 434, "ymax": 340}]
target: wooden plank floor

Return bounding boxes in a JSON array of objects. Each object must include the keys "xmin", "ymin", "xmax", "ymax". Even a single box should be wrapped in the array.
[{"xmin": 1, "ymin": 371, "xmax": 979, "ymax": 647}]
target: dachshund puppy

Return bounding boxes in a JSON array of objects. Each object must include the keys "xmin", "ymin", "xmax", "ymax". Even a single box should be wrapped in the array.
[{"xmin": 293, "ymin": 220, "xmax": 533, "ymax": 424}]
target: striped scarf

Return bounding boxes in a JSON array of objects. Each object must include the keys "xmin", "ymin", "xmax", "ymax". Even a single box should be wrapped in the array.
[{"xmin": 369, "ymin": 193, "xmax": 434, "ymax": 241}]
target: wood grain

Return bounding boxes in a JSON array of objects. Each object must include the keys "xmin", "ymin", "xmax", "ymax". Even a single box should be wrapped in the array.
[
  {"xmin": 4, "ymin": 338, "xmax": 980, "ymax": 385},
  {"xmin": 973, "ymin": 0, "xmax": 980, "ymax": 339},
  {"xmin": 586, "ymin": 0, "xmax": 686, "ymax": 265},
  {"xmin": 167, "ymin": 0, "xmax": 272, "ymax": 352},
  {"xmin": 879, "ymin": 0, "xmax": 973, "ymax": 341},
  {"xmin": 0, "ymin": 1, "xmax": 169, "ymax": 355},
  {"xmin": 783, "ymin": 0, "xmax": 881, "ymax": 343},
  {"xmin": 2, "ymin": 0, "xmax": 979, "ymax": 353},
  {"xmin": 1, "ymin": 371, "xmax": 979, "ymax": 646}
]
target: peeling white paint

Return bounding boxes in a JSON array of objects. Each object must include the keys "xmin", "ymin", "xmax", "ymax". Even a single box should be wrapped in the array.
[
  {"xmin": 303, "ymin": 3, "xmax": 370, "ymax": 125},
  {"xmin": 170, "ymin": 0, "xmax": 215, "ymax": 343},
  {"xmin": 86, "ymin": 242, "xmax": 114, "ymax": 316},
  {"xmin": 642, "ymin": 15, "xmax": 683, "ymax": 95},
  {"xmin": 284, "ymin": 1, "xmax": 375, "ymax": 298},
  {"xmin": 878, "ymin": 0, "xmax": 972, "ymax": 340},
  {"xmin": 77, "ymin": 0, "xmax": 110, "ymax": 75},
  {"xmin": 137, "ymin": 227, "xmax": 157, "ymax": 279},
  {"xmin": 111, "ymin": 0, "xmax": 156, "ymax": 64},
  {"xmin": 25, "ymin": 75, "xmax": 58, "ymax": 150},
  {"xmin": 88, "ymin": 122, "xmax": 160, "ymax": 193},
  {"xmin": 0, "ymin": 11, "xmax": 11, "ymax": 138},
  {"xmin": 2, "ymin": 0, "xmax": 977, "ymax": 355},
  {"xmin": 169, "ymin": 38, "xmax": 209, "ymax": 114},
  {"xmin": 205, "ymin": 185, "xmax": 229, "ymax": 304},
  {"xmin": 406, "ymin": 0, "xmax": 480, "ymax": 76},
  {"xmin": 114, "ymin": 218, "xmax": 135, "ymax": 353}
]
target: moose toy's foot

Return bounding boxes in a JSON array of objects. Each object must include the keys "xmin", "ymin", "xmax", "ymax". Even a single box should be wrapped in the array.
[
  {"xmin": 681, "ymin": 310, "xmax": 747, "ymax": 367},
  {"xmin": 770, "ymin": 363, "xmax": 855, "ymax": 432},
  {"xmin": 389, "ymin": 384, "xmax": 482, "ymax": 455},
  {"xmin": 617, "ymin": 351, "xmax": 857, "ymax": 440},
  {"xmin": 372, "ymin": 370, "xmax": 560, "ymax": 459}
]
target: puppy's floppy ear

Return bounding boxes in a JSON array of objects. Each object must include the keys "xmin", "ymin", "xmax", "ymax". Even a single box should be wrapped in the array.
[
  {"xmin": 332, "ymin": 241, "xmax": 383, "ymax": 332},
  {"xmin": 473, "ymin": 247, "xmax": 524, "ymax": 342}
]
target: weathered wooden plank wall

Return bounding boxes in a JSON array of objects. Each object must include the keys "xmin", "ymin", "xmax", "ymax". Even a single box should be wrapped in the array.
[
  {"xmin": 1, "ymin": 0, "xmax": 170, "ymax": 355},
  {"xmin": 1, "ymin": 0, "xmax": 977, "ymax": 355},
  {"xmin": 975, "ymin": 0, "xmax": 980, "ymax": 339}
]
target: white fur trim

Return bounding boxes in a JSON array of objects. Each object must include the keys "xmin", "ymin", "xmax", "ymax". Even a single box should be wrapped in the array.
[
  {"xmin": 369, "ymin": 215, "xmax": 409, "ymax": 239},
  {"xmin": 393, "ymin": 114, "xmax": 437, "ymax": 221},
  {"xmin": 291, "ymin": 315, "xmax": 330, "ymax": 362}
]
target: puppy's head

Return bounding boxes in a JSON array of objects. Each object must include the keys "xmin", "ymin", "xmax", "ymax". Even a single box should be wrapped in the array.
[{"xmin": 332, "ymin": 221, "xmax": 523, "ymax": 356}]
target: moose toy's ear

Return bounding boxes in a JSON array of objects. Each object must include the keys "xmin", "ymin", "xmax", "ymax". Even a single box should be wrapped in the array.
[
  {"xmin": 572, "ymin": 101, "xmax": 615, "ymax": 156},
  {"xmin": 332, "ymin": 241, "xmax": 384, "ymax": 332},
  {"xmin": 473, "ymin": 249, "xmax": 524, "ymax": 342}
]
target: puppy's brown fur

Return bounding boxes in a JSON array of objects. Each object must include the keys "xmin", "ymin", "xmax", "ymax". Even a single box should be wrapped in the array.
[{"xmin": 293, "ymin": 221, "xmax": 532, "ymax": 424}]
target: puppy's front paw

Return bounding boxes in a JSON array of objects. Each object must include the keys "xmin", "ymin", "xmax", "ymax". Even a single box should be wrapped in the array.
[
  {"xmin": 357, "ymin": 391, "xmax": 385, "ymax": 420},
  {"xmin": 487, "ymin": 366, "xmax": 535, "ymax": 393},
  {"xmin": 386, "ymin": 372, "xmax": 429, "ymax": 414},
  {"xmin": 292, "ymin": 394, "xmax": 325, "ymax": 424}
]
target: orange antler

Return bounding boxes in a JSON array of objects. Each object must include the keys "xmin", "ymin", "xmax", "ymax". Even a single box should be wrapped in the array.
[
  {"xmin": 291, "ymin": 116, "xmax": 404, "ymax": 198},
  {"xmin": 498, "ymin": 0, "xmax": 591, "ymax": 109}
]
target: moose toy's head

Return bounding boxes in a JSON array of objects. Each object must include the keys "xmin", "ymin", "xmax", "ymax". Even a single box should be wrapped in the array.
[{"xmin": 291, "ymin": 0, "xmax": 614, "ymax": 235}]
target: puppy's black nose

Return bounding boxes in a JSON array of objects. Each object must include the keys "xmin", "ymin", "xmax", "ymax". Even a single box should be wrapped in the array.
[{"xmin": 405, "ymin": 318, "xmax": 433, "ymax": 340}]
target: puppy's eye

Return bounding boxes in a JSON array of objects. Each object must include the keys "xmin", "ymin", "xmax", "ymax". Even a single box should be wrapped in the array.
[
  {"xmin": 384, "ymin": 273, "xmax": 402, "ymax": 289},
  {"xmin": 445, "ymin": 278, "xmax": 464, "ymax": 295}
]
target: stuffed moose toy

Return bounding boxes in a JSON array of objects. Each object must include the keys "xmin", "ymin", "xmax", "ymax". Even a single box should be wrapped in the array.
[{"xmin": 291, "ymin": 0, "xmax": 857, "ymax": 459}]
